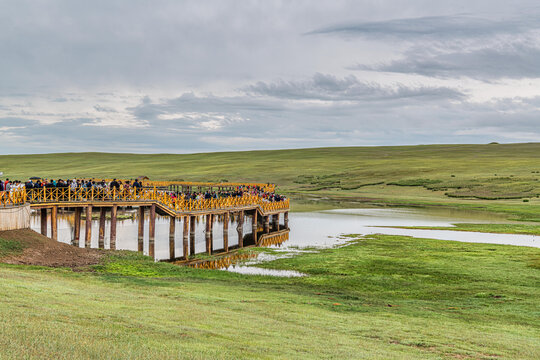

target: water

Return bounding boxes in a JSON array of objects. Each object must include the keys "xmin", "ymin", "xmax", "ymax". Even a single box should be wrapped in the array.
[
  {"xmin": 285, "ymin": 208, "xmax": 539, "ymax": 249},
  {"xmin": 30, "ymin": 207, "xmax": 539, "ymax": 268},
  {"xmin": 223, "ymin": 266, "xmax": 306, "ymax": 277}
]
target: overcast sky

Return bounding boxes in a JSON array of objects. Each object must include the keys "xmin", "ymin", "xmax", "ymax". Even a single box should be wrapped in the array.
[{"xmin": 1, "ymin": 0, "xmax": 539, "ymax": 154}]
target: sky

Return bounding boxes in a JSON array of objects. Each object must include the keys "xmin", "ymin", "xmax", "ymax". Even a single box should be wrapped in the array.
[{"xmin": 1, "ymin": 0, "xmax": 539, "ymax": 154}]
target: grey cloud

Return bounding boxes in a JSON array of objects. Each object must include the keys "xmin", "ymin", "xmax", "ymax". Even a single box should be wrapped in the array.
[
  {"xmin": 93, "ymin": 105, "xmax": 118, "ymax": 113},
  {"xmin": 243, "ymin": 73, "xmax": 465, "ymax": 101},
  {"xmin": 1, "ymin": 89, "xmax": 539, "ymax": 154},
  {"xmin": 308, "ymin": 13, "xmax": 538, "ymax": 39},
  {"xmin": 358, "ymin": 43, "xmax": 540, "ymax": 80}
]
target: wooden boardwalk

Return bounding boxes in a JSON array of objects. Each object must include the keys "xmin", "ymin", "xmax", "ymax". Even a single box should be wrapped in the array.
[{"xmin": 0, "ymin": 183, "xmax": 290, "ymax": 261}]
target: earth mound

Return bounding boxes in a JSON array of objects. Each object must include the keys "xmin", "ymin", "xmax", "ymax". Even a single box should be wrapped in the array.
[{"xmin": 0, "ymin": 229, "xmax": 105, "ymax": 268}]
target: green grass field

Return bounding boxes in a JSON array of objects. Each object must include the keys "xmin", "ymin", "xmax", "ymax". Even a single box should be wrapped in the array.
[
  {"xmin": 1, "ymin": 144, "xmax": 540, "ymax": 358},
  {"xmin": 2, "ymin": 143, "xmax": 540, "ymax": 220},
  {"xmin": 1, "ymin": 234, "xmax": 539, "ymax": 359}
]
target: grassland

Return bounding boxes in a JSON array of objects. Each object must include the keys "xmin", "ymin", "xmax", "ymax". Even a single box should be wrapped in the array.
[
  {"xmin": 2, "ymin": 143, "xmax": 540, "ymax": 220},
  {"xmin": 1, "ymin": 144, "xmax": 540, "ymax": 358},
  {"xmin": 0, "ymin": 233, "xmax": 539, "ymax": 359}
]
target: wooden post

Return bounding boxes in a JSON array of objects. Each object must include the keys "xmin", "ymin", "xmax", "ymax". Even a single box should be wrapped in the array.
[
  {"xmin": 284, "ymin": 212, "xmax": 289, "ymax": 228},
  {"xmin": 205, "ymin": 214, "xmax": 212, "ymax": 255},
  {"xmin": 273, "ymin": 214, "xmax": 279, "ymax": 231},
  {"xmin": 40, "ymin": 208, "xmax": 47, "ymax": 236},
  {"xmin": 149, "ymin": 204, "xmax": 156, "ymax": 258},
  {"xmin": 183, "ymin": 216, "xmax": 189, "ymax": 260},
  {"xmin": 264, "ymin": 215, "xmax": 270, "ymax": 234},
  {"xmin": 138, "ymin": 206, "xmax": 145, "ymax": 252},
  {"xmin": 223, "ymin": 212, "xmax": 229, "ymax": 252},
  {"xmin": 189, "ymin": 215, "xmax": 196, "ymax": 255},
  {"xmin": 73, "ymin": 207, "xmax": 81, "ymax": 246},
  {"xmin": 110, "ymin": 205, "xmax": 117, "ymax": 250},
  {"xmin": 85, "ymin": 205, "xmax": 92, "ymax": 248},
  {"xmin": 50, "ymin": 206, "xmax": 58, "ymax": 241},
  {"xmin": 169, "ymin": 216, "xmax": 176, "ymax": 260},
  {"xmin": 252, "ymin": 210, "xmax": 258, "ymax": 244},
  {"xmin": 237, "ymin": 210, "xmax": 244, "ymax": 248},
  {"xmin": 98, "ymin": 208, "xmax": 106, "ymax": 249}
]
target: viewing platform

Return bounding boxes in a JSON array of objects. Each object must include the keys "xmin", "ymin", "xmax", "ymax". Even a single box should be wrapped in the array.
[{"xmin": 0, "ymin": 181, "xmax": 290, "ymax": 261}]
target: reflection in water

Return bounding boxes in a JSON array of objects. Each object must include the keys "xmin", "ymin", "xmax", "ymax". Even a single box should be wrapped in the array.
[
  {"xmin": 258, "ymin": 231, "xmax": 289, "ymax": 247},
  {"xmin": 185, "ymin": 252, "xmax": 258, "ymax": 269}
]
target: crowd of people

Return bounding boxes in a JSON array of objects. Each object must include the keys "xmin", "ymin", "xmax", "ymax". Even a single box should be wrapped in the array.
[
  {"xmin": 173, "ymin": 184, "xmax": 286, "ymax": 203},
  {"xmin": 0, "ymin": 178, "xmax": 144, "ymax": 192},
  {"xmin": 0, "ymin": 179, "xmax": 286, "ymax": 203}
]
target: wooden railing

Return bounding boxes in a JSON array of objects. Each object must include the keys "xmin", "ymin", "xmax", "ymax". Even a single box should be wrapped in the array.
[
  {"xmin": 0, "ymin": 188, "xmax": 289, "ymax": 214},
  {"xmin": 0, "ymin": 190, "xmax": 27, "ymax": 207}
]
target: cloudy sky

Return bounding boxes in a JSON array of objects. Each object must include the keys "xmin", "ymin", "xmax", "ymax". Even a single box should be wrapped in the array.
[{"xmin": 1, "ymin": 0, "xmax": 539, "ymax": 154}]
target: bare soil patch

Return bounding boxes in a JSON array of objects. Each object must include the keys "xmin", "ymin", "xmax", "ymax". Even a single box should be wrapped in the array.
[{"xmin": 0, "ymin": 229, "xmax": 105, "ymax": 268}]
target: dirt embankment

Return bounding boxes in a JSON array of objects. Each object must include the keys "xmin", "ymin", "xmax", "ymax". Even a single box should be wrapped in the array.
[{"xmin": 0, "ymin": 229, "xmax": 105, "ymax": 268}]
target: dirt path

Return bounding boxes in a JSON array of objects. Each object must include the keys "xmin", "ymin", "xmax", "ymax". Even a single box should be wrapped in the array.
[{"xmin": 0, "ymin": 229, "xmax": 105, "ymax": 268}]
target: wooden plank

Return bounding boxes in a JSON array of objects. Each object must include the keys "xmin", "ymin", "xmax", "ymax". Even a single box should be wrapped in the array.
[
  {"xmin": 169, "ymin": 216, "xmax": 176, "ymax": 260},
  {"xmin": 149, "ymin": 204, "xmax": 156, "ymax": 258},
  {"xmin": 73, "ymin": 207, "xmax": 81, "ymax": 246},
  {"xmin": 98, "ymin": 207, "xmax": 106, "ymax": 249},
  {"xmin": 110, "ymin": 205, "xmax": 117, "ymax": 250},
  {"xmin": 237, "ymin": 210, "xmax": 244, "ymax": 248},
  {"xmin": 50, "ymin": 206, "xmax": 57, "ymax": 241},
  {"xmin": 183, "ymin": 216, "xmax": 189, "ymax": 260},
  {"xmin": 40, "ymin": 208, "xmax": 47, "ymax": 236},
  {"xmin": 273, "ymin": 214, "xmax": 279, "ymax": 231},
  {"xmin": 85, "ymin": 205, "xmax": 92, "ymax": 248},
  {"xmin": 190, "ymin": 215, "xmax": 196, "ymax": 255},
  {"xmin": 252, "ymin": 210, "xmax": 258, "ymax": 244},
  {"xmin": 205, "ymin": 214, "xmax": 212, "ymax": 255},
  {"xmin": 138, "ymin": 206, "xmax": 145, "ymax": 252},
  {"xmin": 223, "ymin": 212, "xmax": 229, "ymax": 253}
]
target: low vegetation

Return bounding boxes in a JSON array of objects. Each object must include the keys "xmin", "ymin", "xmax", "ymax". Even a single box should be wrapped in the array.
[
  {"xmin": 1, "ymin": 234, "xmax": 539, "ymax": 359},
  {"xmin": 1, "ymin": 144, "xmax": 540, "ymax": 358}
]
